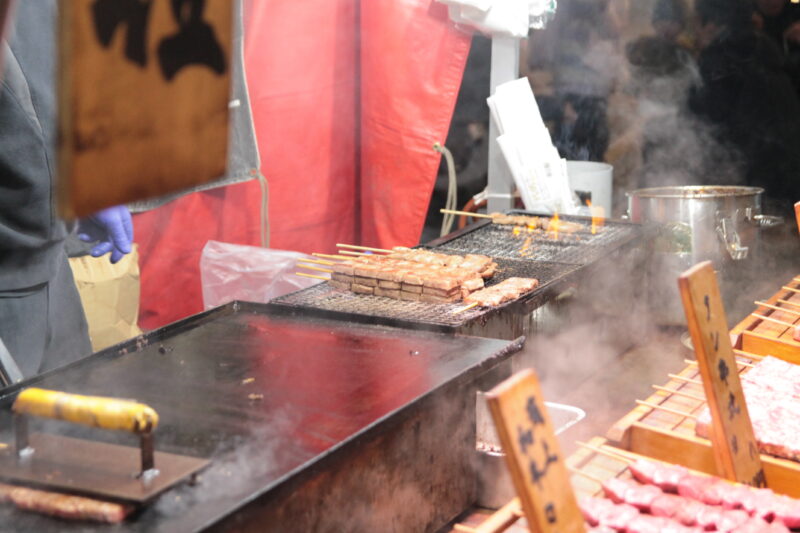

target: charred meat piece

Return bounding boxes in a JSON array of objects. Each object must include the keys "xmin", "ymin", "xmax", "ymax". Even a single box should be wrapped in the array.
[
  {"xmin": 0, "ymin": 483, "xmax": 132, "ymax": 523},
  {"xmin": 463, "ymin": 277, "xmax": 539, "ymax": 307}
]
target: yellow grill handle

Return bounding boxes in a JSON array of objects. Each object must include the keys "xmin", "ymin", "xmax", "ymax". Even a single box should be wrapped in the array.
[{"xmin": 12, "ymin": 388, "xmax": 159, "ymax": 434}]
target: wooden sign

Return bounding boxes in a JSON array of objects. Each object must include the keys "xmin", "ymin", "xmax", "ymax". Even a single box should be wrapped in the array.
[
  {"xmin": 58, "ymin": 0, "xmax": 233, "ymax": 218},
  {"xmin": 678, "ymin": 261, "xmax": 766, "ymax": 487},
  {"xmin": 794, "ymin": 201, "xmax": 800, "ymax": 236},
  {"xmin": 485, "ymin": 369, "xmax": 585, "ymax": 533}
]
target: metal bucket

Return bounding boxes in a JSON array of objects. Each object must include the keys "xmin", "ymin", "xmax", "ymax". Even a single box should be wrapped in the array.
[{"xmin": 626, "ymin": 186, "xmax": 775, "ymax": 324}]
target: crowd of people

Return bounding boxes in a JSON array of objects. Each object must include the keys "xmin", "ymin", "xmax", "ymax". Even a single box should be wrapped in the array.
[{"xmin": 520, "ymin": 0, "xmax": 800, "ymax": 216}]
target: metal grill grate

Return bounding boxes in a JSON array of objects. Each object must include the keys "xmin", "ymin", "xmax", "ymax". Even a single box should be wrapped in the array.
[
  {"xmin": 271, "ymin": 258, "xmax": 581, "ymax": 329},
  {"xmin": 429, "ymin": 215, "xmax": 639, "ymax": 264}
]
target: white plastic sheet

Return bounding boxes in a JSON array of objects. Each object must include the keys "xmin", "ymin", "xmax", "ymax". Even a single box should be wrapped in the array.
[{"xmin": 200, "ymin": 241, "xmax": 321, "ymax": 310}]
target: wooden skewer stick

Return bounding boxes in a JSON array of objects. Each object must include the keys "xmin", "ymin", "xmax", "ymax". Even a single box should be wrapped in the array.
[
  {"xmin": 754, "ymin": 301, "xmax": 800, "ymax": 317},
  {"xmin": 732, "ymin": 349, "xmax": 763, "ymax": 361},
  {"xmin": 752, "ymin": 313, "xmax": 797, "ymax": 329},
  {"xmin": 439, "ymin": 208, "xmax": 494, "ymax": 220},
  {"xmin": 652, "ymin": 385, "xmax": 706, "ymax": 403},
  {"xmin": 312, "ymin": 253, "xmax": 347, "ymax": 261},
  {"xmin": 453, "ymin": 302, "xmax": 480, "ymax": 314},
  {"xmin": 574, "ymin": 441, "xmax": 633, "ymax": 464},
  {"xmin": 338, "ymin": 250, "xmax": 371, "ymax": 256},
  {"xmin": 300, "ymin": 258, "xmax": 335, "ymax": 266},
  {"xmin": 781, "ymin": 285, "xmax": 800, "ymax": 294},
  {"xmin": 297, "ymin": 263, "xmax": 333, "ymax": 274},
  {"xmin": 567, "ymin": 466, "xmax": 604, "ymax": 485},
  {"xmin": 295, "ymin": 272, "xmax": 329, "ymax": 281},
  {"xmin": 684, "ymin": 358, "xmax": 753, "ymax": 369},
  {"xmin": 778, "ymin": 298, "xmax": 800, "ymax": 309},
  {"xmin": 453, "ymin": 498, "xmax": 523, "ymax": 533},
  {"xmin": 668, "ymin": 373, "xmax": 703, "ymax": 386},
  {"xmin": 636, "ymin": 399, "xmax": 699, "ymax": 420},
  {"xmin": 336, "ymin": 243, "xmax": 393, "ymax": 254}
]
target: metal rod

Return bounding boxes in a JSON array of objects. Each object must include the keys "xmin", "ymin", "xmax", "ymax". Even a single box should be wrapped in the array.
[
  {"xmin": 14, "ymin": 414, "xmax": 29, "ymax": 457},
  {"xmin": 140, "ymin": 431, "xmax": 155, "ymax": 473}
]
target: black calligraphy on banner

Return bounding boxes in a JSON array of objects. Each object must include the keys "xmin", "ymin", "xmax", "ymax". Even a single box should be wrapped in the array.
[
  {"xmin": 529, "ymin": 441, "xmax": 559, "ymax": 487},
  {"xmin": 90, "ymin": 0, "xmax": 227, "ymax": 81},
  {"xmin": 527, "ymin": 396, "xmax": 545, "ymax": 426},
  {"xmin": 518, "ymin": 426, "xmax": 533, "ymax": 455},
  {"xmin": 91, "ymin": 0, "xmax": 153, "ymax": 66},
  {"xmin": 727, "ymin": 392, "xmax": 741, "ymax": 421},
  {"xmin": 158, "ymin": 0, "xmax": 226, "ymax": 80},
  {"xmin": 718, "ymin": 359, "xmax": 730, "ymax": 385},
  {"xmin": 545, "ymin": 502, "xmax": 557, "ymax": 524},
  {"xmin": 749, "ymin": 442, "xmax": 758, "ymax": 460}
]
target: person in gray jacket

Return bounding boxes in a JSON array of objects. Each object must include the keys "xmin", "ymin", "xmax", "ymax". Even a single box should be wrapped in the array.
[{"xmin": 0, "ymin": 2, "xmax": 133, "ymax": 378}]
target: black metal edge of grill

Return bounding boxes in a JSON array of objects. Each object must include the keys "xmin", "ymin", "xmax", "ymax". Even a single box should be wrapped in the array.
[
  {"xmin": 424, "ymin": 218, "xmax": 493, "ymax": 248},
  {"xmin": 265, "ymin": 297, "xmax": 458, "ymax": 334},
  {"xmin": 0, "ymin": 303, "xmax": 246, "ymax": 402}
]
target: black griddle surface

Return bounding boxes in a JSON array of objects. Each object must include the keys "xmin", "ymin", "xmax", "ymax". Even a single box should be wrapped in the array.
[{"xmin": 0, "ymin": 303, "xmax": 519, "ymax": 532}]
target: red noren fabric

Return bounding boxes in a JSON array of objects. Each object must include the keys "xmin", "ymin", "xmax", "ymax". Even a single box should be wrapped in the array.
[{"xmin": 133, "ymin": 0, "xmax": 471, "ymax": 329}]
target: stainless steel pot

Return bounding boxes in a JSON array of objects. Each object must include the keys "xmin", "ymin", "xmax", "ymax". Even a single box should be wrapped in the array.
[{"xmin": 627, "ymin": 186, "xmax": 778, "ymax": 324}]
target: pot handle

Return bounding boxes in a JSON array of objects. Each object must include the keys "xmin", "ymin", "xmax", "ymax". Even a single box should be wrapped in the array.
[{"xmin": 716, "ymin": 216, "xmax": 748, "ymax": 260}]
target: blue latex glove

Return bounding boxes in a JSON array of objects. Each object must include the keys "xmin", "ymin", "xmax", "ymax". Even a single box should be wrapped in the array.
[{"xmin": 77, "ymin": 206, "xmax": 134, "ymax": 264}]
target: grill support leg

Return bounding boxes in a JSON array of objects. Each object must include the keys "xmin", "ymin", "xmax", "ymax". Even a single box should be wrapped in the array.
[
  {"xmin": 14, "ymin": 414, "xmax": 31, "ymax": 458},
  {"xmin": 140, "ymin": 431, "xmax": 155, "ymax": 474}
]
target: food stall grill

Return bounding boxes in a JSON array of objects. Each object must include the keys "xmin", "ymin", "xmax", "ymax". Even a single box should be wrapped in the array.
[
  {"xmin": 271, "ymin": 212, "xmax": 642, "ymax": 340},
  {"xmin": 426, "ymin": 213, "xmax": 639, "ymax": 264},
  {"xmin": 0, "ymin": 302, "xmax": 522, "ymax": 532}
]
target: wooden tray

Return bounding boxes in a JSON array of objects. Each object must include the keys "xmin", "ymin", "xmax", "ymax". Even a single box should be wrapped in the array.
[
  {"xmin": 606, "ymin": 357, "xmax": 800, "ymax": 498},
  {"xmin": 731, "ymin": 277, "xmax": 800, "ymax": 362}
]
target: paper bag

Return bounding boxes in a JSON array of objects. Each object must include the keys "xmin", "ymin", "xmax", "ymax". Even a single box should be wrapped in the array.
[{"xmin": 69, "ymin": 246, "xmax": 143, "ymax": 351}]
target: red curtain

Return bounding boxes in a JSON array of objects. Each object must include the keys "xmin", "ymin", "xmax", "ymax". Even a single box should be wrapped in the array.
[
  {"xmin": 359, "ymin": 0, "xmax": 471, "ymax": 247},
  {"xmin": 246, "ymin": 0, "xmax": 359, "ymax": 253},
  {"xmin": 132, "ymin": 181, "xmax": 262, "ymax": 330},
  {"xmin": 133, "ymin": 0, "xmax": 471, "ymax": 329}
]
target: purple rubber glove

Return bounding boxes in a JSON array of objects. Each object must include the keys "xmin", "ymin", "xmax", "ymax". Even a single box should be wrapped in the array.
[{"xmin": 77, "ymin": 206, "xmax": 134, "ymax": 264}]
